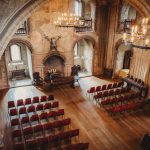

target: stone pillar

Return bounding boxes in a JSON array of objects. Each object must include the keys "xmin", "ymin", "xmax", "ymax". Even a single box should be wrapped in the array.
[
  {"xmin": 105, "ymin": 0, "xmax": 120, "ymax": 70},
  {"xmin": 0, "ymin": 56, "xmax": 9, "ymax": 89},
  {"xmin": 95, "ymin": 1, "xmax": 109, "ymax": 74}
]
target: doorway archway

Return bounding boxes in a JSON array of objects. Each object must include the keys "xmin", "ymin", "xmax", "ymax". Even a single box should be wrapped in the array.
[
  {"xmin": 5, "ymin": 39, "xmax": 33, "ymax": 87},
  {"xmin": 114, "ymin": 41, "xmax": 132, "ymax": 78},
  {"xmin": 73, "ymin": 38, "xmax": 94, "ymax": 77}
]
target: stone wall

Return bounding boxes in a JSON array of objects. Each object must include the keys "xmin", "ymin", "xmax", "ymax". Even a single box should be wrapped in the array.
[
  {"xmin": 0, "ymin": 0, "xmax": 30, "ymax": 34},
  {"xmin": 0, "ymin": 56, "xmax": 9, "ymax": 89},
  {"xmin": 21, "ymin": 0, "xmax": 99, "ymax": 77},
  {"xmin": 106, "ymin": 0, "xmax": 150, "ymax": 98},
  {"xmin": 0, "ymin": 0, "xmax": 48, "ymax": 58},
  {"xmin": 106, "ymin": 0, "xmax": 150, "ymax": 71}
]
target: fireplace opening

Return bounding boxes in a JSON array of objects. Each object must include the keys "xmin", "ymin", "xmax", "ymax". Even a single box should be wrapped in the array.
[{"xmin": 43, "ymin": 55, "xmax": 65, "ymax": 77}]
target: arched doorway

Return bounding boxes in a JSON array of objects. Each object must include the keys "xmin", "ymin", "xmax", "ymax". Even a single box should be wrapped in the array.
[
  {"xmin": 114, "ymin": 42, "xmax": 132, "ymax": 78},
  {"xmin": 73, "ymin": 38, "xmax": 94, "ymax": 77},
  {"xmin": 5, "ymin": 41, "xmax": 33, "ymax": 87}
]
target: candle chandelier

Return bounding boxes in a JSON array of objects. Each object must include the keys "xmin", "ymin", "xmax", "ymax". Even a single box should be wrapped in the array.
[
  {"xmin": 53, "ymin": 0, "xmax": 92, "ymax": 29},
  {"xmin": 54, "ymin": 13, "xmax": 84, "ymax": 27},
  {"xmin": 123, "ymin": 18, "xmax": 150, "ymax": 50}
]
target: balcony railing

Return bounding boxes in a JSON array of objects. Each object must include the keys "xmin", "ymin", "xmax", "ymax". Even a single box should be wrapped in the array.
[
  {"xmin": 15, "ymin": 28, "xmax": 27, "ymax": 34},
  {"xmin": 118, "ymin": 19, "xmax": 136, "ymax": 33},
  {"xmin": 75, "ymin": 17, "xmax": 93, "ymax": 33},
  {"xmin": 74, "ymin": 26, "xmax": 93, "ymax": 32},
  {"xmin": 15, "ymin": 20, "xmax": 28, "ymax": 35}
]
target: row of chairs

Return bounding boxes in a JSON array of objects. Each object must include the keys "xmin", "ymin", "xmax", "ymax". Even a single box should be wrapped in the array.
[
  {"xmin": 8, "ymin": 95, "xmax": 54, "ymax": 109},
  {"xmin": 100, "ymin": 92, "xmax": 140, "ymax": 106},
  {"xmin": 106, "ymin": 100, "xmax": 145, "ymax": 114},
  {"xmin": 9, "ymin": 101, "xmax": 59, "ymax": 117},
  {"xmin": 87, "ymin": 81, "xmax": 124, "ymax": 99},
  {"xmin": 93, "ymin": 87, "xmax": 130, "ymax": 102},
  {"xmin": 13, "ymin": 129, "xmax": 80, "ymax": 150},
  {"xmin": 12, "ymin": 118, "xmax": 71, "ymax": 140},
  {"xmin": 11, "ymin": 109, "xmax": 65, "ymax": 127},
  {"xmin": 10, "ymin": 95, "xmax": 89, "ymax": 150}
]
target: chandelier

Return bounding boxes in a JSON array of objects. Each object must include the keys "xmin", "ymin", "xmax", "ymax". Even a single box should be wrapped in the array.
[
  {"xmin": 123, "ymin": 17, "xmax": 150, "ymax": 50},
  {"xmin": 53, "ymin": 0, "xmax": 92, "ymax": 29},
  {"xmin": 54, "ymin": 13, "xmax": 84, "ymax": 27}
]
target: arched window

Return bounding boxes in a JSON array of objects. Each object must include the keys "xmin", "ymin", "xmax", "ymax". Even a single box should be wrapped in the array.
[
  {"xmin": 120, "ymin": 2, "xmax": 137, "ymax": 22},
  {"xmin": 74, "ymin": 43, "xmax": 78, "ymax": 57},
  {"xmin": 10, "ymin": 44, "xmax": 21, "ymax": 61},
  {"xmin": 118, "ymin": 2, "xmax": 137, "ymax": 32},
  {"xmin": 128, "ymin": 6, "xmax": 137, "ymax": 20},
  {"xmin": 74, "ymin": 0, "xmax": 83, "ymax": 16}
]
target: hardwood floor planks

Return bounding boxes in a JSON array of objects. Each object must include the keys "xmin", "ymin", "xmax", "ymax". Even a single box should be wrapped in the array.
[{"xmin": 0, "ymin": 76, "xmax": 150, "ymax": 150}]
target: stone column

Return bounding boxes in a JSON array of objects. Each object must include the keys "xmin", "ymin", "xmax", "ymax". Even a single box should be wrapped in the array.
[
  {"xmin": 0, "ymin": 56, "xmax": 9, "ymax": 89},
  {"xmin": 105, "ymin": 0, "xmax": 120, "ymax": 70},
  {"xmin": 95, "ymin": 0, "xmax": 109, "ymax": 74}
]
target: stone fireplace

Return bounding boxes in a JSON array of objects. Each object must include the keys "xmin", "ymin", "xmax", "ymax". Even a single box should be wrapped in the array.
[{"xmin": 43, "ymin": 51, "xmax": 65, "ymax": 76}]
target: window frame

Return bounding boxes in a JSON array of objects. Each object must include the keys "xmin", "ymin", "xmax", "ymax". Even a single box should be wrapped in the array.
[
  {"xmin": 74, "ymin": 43, "xmax": 80, "ymax": 58},
  {"xmin": 74, "ymin": 0, "xmax": 83, "ymax": 17},
  {"xmin": 117, "ymin": 1, "xmax": 137, "ymax": 32},
  {"xmin": 10, "ymin": 44, "xmax": 22, "ymax": 62}
]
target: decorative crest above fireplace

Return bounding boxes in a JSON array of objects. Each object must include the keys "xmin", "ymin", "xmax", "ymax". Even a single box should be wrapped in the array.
[{"xmin": 44, "ymin": 35, "xmax": 61, "ymax": 51}]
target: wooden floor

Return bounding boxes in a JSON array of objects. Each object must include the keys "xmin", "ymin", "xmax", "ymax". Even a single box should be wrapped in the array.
[{"xmin": 0, "ymin": 76, "xmax": 150, "ymax": 150}]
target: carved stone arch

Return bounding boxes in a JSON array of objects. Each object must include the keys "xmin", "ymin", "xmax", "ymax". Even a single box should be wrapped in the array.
[
  {"xmin": 7, "ymin": 38, "xmax": 34, "ymax": 53},
  {"xmin": 113, "ymin": 38, "xmax": 124, "ymax": 77},
  {"xmin": 0, "ymin": 0, "xmax": 48, "ymax": 58},
  {"xmin": 72, "ymin": 35, "xmax": 96, "ymax": 50},
  {"xmin": 42, "ymin": 51, "xmax": 66, "ymax": 65},
  {"xmin": 125, "ymin": 0, "xmax": 150, "ymax": 16},
  {"xmin": 113, "ymin": 38, "xmax": 132, "ymax": 77},
  {"xmin": 115, "ymin": 38, "xmax": 125, "ymax": 52},
  {"xmin": 72, "ymin": 34, "xmax": 97, "ymax": 75},
  {"xmin": 128, "ymin": 5, "xmax": 137, "ymax": 19},
  {"xmin": 72, "ymin": 34, "xmax": 97, "ymax": 61},
  {"xmin": 5, "ymin": 37, "xmax": 34, "ymax": 82}
]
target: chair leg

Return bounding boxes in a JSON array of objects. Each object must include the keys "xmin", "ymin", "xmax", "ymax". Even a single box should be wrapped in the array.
[
  {"xmin": 92, "ymin": 95, "xmax": 95, "ymax": 103},
  {"xmin": 92, "ymin": 93, "xmax": 94, "ymax": 101},
  {"xmin": 89, "ymin": 94, "xmax": 91, "ymax": 101},
  {"xmin": 96, "ymin": 99, "xmax": 99, "ymax": 105}
]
